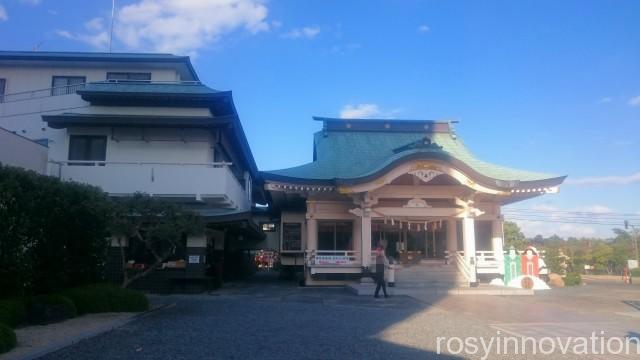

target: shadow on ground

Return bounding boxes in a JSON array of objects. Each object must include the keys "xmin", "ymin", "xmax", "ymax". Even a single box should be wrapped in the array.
[{"xmin": 38, "ymin": 271, "xmax": 467, "ymax": 359}]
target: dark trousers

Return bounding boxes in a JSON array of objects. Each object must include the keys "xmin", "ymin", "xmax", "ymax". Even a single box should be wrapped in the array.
[{"xmin": 374, "ymin": 274, "xmax": 388, "ymax": 297}]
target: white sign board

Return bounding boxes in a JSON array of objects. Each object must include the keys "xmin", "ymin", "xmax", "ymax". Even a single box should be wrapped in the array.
[
  {"xmin": 628, "ymin": 260, "xmax": 638, "ymax": 270},
  {"xmin": 315, "ymin": 255, "xmax": 353, "ymax": 265},
  {"xmin": 188, "ymin": 255, "xmax": 200, "ymax": 264}
]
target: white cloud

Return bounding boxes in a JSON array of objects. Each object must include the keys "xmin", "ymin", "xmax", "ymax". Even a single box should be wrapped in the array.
[
  {"xmin": 340, "ymin": 104, "xmax": 381, "ymax": 119},
  {"xmin": 0, "ymin": 5, "xmax": 8, "ymax": 21},
  {"xmin": 598, "ymin": 96, "xmax": 612, "ymax": 104},
  {"xmin": 339, "ymin": 103, "xmax": 403, "ymax": 119},
  {"xmin": 417, "ymin": 24, "xmax": 430, "ymax": 33},
  {"xmin": 59, "ymin": 0, "xmax": 269, "ymax": 55},
  {"xmin": 629, "ymin": 95, "xmax": 640, "ymax": 107},
  {"xmin": 282, "ymin": 26, "xmax": 320, "ymax": 39},
  {"xmin": 565, "ymin": 172, "xmax": 640, "ymax": 186},
  {"xmin": 55, "ymin": 17, "xmax": 110, "ymax": 50}
]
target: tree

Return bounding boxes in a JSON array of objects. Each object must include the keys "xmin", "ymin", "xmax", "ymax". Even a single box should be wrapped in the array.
[
  {"xmin": 503, "ymin": 221, "xmax": 527, "ymax": 250},
  {"xmin": 110, "ymin": 193, "xmax": 202, "ymax": 288},
  {"xmin": 591, "ymin": 242, "xmax": 614, "ymax": 274}
]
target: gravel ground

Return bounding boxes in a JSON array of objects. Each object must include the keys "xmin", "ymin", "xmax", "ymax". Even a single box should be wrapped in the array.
[
  {"xmin": 35, "ymin": 281, "xmax": 597, "ymax": 360},
  {"xmin": 1, "ymin": 313, "xmax": 136, "ymax": 360}
]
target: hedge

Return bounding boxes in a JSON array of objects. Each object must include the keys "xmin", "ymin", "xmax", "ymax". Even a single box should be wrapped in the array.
[
  {"xmin": 27, "ymin": 295, "xmax": 77, "ymax": 325},
  {"xmin": 64, "ymin": 284, "xmax": 149, "ymax": 314},
  {"xmin": 0, "ymin": 324, "xmax": 16, "ymax": 354},
  {"xmin": 631, "ymin": 268, "xmax": 640, "ymax": 278},
  {"xmin": 0, "ymin": 164, "xmax": 112, "ymax": 297},
  {"xmin": 564, "ymin": 272, "xmax": 582, "ymax": 286},
  {"xmin": 0, "ymin": 299, "xmax": 27, "ymax": 328}
]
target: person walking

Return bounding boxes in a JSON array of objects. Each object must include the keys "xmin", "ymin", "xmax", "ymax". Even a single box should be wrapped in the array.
[{"xmin": 374, "ymin": 246, "xmax": 389, "ymax": 298}]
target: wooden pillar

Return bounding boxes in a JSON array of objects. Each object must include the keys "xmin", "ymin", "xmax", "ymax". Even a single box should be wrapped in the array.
[
  {"xmin": 306, "ymin": 217, "xmax": 317, "ymax": 252},
  {"xmin": 447, "ymin": 218, "xmax": 458, "ymax": 253},
  {"xmin": 492, "ymin": 217, "xmax": 505, "ymax": 274},
  {"xmin": 361, "ymin": 207, "xmax": 372, "ymax": 269},
  {"xmin": 462, "ymin": 216, "xmax": 477, "ymax": 283}
]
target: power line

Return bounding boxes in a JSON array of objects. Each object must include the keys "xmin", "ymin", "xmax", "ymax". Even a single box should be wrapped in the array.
[
  {"xmin": 503, "ymin": 213, "xmax": 640, "ymax": 222},
  {"xmin": 0, "ymin": 105, "xmax": 91, "ymax": 119},
  {"xmin": 503, "ymin": 208, "xmax": 640, "ymax": 217},
  {"xmin": 505, "ymin": 217, "xmax": 639, "ymax": 226}
]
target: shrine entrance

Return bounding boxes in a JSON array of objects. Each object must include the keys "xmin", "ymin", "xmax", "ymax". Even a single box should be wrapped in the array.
[{"xmin": 372, "ymin": 220, "xmax": 448, "ymax": 264}]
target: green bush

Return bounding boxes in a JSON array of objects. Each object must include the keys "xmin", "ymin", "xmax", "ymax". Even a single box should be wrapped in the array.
[
  {"xmin": 0, "ymin": 324, "xmax": 16, "ymax": 354},
  {"xmin": 631, "ymin": 268, "xmax": 640, "ymax": 278},
  {"xmin": 0, "ymin": 299, "xmax": 27, "ymax": 328},
  {"xmin": 27, "ymin": 294, "xmax": 76, "ymax": 325},
  {"xmin": 64, "ymin": 284, "xmax": 148, "ymax": 314},
  {"xmin": 564, "ymin": 272, "xmax": 582, "ymax": 286},
  {"xmin": 0, "ymin": 164, "xmax": 112, "ymax": 297}
]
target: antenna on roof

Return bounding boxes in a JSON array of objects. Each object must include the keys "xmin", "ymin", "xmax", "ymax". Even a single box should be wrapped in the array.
[{"xmin": 109, "ymin": 0, "xmax": 116, "ymax": 53}]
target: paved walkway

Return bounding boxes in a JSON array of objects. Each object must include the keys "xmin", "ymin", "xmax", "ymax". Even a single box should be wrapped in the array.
[{"xmin": 33, "ymin": 276, "xmax": 640, "ymax": 359}]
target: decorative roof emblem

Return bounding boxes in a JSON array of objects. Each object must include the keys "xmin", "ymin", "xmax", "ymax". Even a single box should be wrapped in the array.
[
  {"xmin": 393, "ymin": 137, "xmax": 443, "ymax": 154},
  {"xmin": 409, "ymin": 169, "xmax": 444, "ymax": 183},
  {"xmin": 403, "ymin": 197, "xmax": 432, "ymax": 208}
]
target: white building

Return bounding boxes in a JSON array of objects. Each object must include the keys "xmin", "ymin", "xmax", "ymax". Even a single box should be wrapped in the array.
[{"xmin": 0, "ymin": 51, "xmax": 264, "ymax": 292}]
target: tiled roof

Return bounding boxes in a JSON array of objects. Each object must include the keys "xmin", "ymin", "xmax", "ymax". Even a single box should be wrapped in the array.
[
  {"xmin": 79, "ymin": 81, "xmax": 220, "ymax": 96},
  {"xmin": 263, "ymin": 128, "xmax": 560, "ymax": 184},
  {"xmin": 0, "ymin": 51, "xmax": 188, "ymax": 61}
]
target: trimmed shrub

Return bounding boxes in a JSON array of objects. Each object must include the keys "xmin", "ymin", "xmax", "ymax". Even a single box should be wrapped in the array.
[
  {"xmin": 64, "ymin": 284, "xmax": 148, "ymax": 314},
  {"xmin": 631, "ymin": 268, "xmax": 640, "ymax": 278},
  {"xmin": 0, "ymin": 164, "xmax": 112, "ymax": 297},
  {"xmin": 0, "ymin": 299, "xmax": 27, "ymax": 328},
  {"xmin": 27, "ymin": 295, "xmax": 76, "ymax": 325},
  {"xmin": 0, "ymin": 324, "xmax": 16, "ymax": 354},
  {"xmin": 564, "ymin": 272, "xmax": 582, "ymax": 286}
]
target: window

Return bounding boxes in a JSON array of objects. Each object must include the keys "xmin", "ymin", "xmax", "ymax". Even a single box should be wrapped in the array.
[
  {"xmin": 51, "ymin": 76, "xmax": 85, "ymax": 96},
  {"xmin": 68, "ymin": 135, "xmax": 107, "ymax": 165},
  {"xmin": 261, "ymin": 222, "xmax": 277, "ymax": 232},
  {"xmin": 106, "ymin": 72, "xmax": 151, "ymax": 82},
  {"xmin": 318, "ymin": 221, "xmax": 353, "ymax": 251},
  {"xmin": 282, "ymin": 223, "xmax": 302, "ymax": 251},
  {"xmin": 0, "ymin": 78, "xmax": 5, "ymax": 103}
]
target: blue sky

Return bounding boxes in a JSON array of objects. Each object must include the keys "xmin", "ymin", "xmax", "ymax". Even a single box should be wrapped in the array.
[{"xmin": 1, "ymin": 0, "xmax": 639, "ymax": 238}]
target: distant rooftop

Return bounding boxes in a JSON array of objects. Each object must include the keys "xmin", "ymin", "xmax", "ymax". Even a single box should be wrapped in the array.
[
  {"xmin": 313, "ymin": 116, "xmax": 455, "ymax": 133},
  {"xmin": 0, "ymin": 51, "xmax": 199, "ymax": 81}
]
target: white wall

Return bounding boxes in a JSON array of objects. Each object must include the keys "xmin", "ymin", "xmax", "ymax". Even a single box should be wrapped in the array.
[
  {"xmin": 48, "ymin": 126, "xmax": 214, "ymax": 164},
  {"xmin": 0, "ymin": 65, "xmax": 181, "ymax": 139},
  {"xmin": 0, "ymin": 127, "xmax": 48, "ymax": 173}
]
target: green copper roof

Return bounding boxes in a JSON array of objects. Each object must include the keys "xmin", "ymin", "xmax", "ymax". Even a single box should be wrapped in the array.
[
  {"xmin": 79, "ymin": 81, "xmax": 220, "ymax": 95},
  {"xmin": 263, "ymin": 129, "xmax": 560, "ymax": 184}
]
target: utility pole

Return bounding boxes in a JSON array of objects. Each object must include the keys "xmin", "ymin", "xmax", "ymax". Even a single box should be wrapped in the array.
[
  {"xmin": 109, "ymin": 0, "xmax": 116, "ymax": 53},
  {"xmin": 625, "ymin": 220, "xmax": 639, "ymax": 264}
]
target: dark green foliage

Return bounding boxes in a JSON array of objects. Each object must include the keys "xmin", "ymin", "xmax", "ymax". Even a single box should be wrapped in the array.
[
  {"xmin": 64, "ymin": 284, "xmax": 149, "ymax": 314},
  {"xmin": 504, "ymin": 221, "xmax": 527, "ymax": 250},
  {"xmin": 631, "ymin": 268, "xmax": 640, "ymax": 277},
  {"xmin": 0, "ymin": 299, "xmax": 27, "ymax": 328},
  {"xmin": 111, "ymin": 193, "xmax": 202, "ymax": 288},
  {"xmin": 0, "ymin": 164, "xmax": 112, "ymax": 297},
  {"xmin": 0, "ymin": 324, "xmax": 16, "ymax": 354},
  {"xmin": 564, "ymin": 272, "xmax": 582, "ymax": 286},
  {"xmin": 27, "ymin": 294, "xmax": 77, "ymax": 325}
]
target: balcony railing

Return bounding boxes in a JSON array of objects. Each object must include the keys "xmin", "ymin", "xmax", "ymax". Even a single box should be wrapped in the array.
[{"xmin": 48, "ymin": 161, "xmax": 249, "ymax": 210}]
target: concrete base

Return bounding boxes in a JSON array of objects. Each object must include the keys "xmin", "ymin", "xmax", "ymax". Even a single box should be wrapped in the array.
[{"xmin": 346, "ymin": 283, "xmax": 534, "ymax": 296}]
